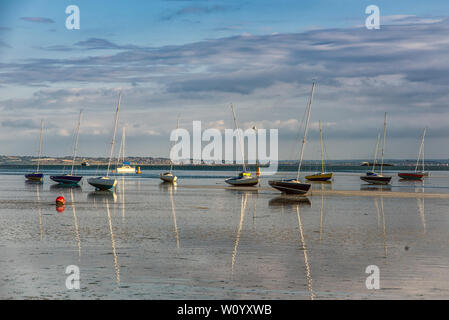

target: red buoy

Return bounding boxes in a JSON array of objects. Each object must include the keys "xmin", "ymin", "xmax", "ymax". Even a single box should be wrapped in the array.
[{"xmin": 56, "ymin": 196, "xmax": 65, "ymax": 206}]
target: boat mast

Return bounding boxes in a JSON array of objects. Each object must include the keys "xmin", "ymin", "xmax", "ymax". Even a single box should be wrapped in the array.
[
  {"xmin": 71, "ymin": 110, "xmax": 82, "ymax": 175},
  {"xmin": 122, "ymin": 127, "xmax": 126, "ymax": 164},
  {"xmin": 107, "ymin": 92, "xmax": 121, "ymax": 177},
  {"xmin": 231, "ymin": 104, "xmax": 247, "ymax": 173},
  {"xmin": 380, "ymin": 112, "xmax": 387, "ymax": 176},
  {"xmin": 319, "ymin": 120, "xmax": 325, "ymax": 173},
  {"xmin": 415, "ymin": 128, "xmax": 426, "ymax": 173},
  {"xmin": 170, "ymin": 115, "xmax": 180, "ymax": 173},
  {"xmin": 36, "ymin": 120, "xmax": 44, "ymax": 173},
  {"xmin": 372, "ymin": 132, "xmax": 381, "ymax": 173},
  {"xmin": 297, "ymin": 82, "xmax": 315, "ymax": 181}
]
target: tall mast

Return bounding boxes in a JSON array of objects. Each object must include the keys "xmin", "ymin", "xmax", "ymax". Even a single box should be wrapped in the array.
[
  {"xmin": 415, "ymin": 128, "xmax": 426, "ymax": 173},
  {"xmin": 122, "ymin": 127, "xmax": 126, "ymax": 163},
  {"xmin": 380, "ymin": 112, "xmax": 387, "ymax": 176},
  {"xmin": 231, "ymin": 104, "xmax": 247, "ymax": 172},
  {"xmin": 319, "ymin": 120, "xmax": 325, "ymax": 173},
  {"xmin": 36, "ymin": 120, "xmax": 44, "ymax": 172},
  {"xmin": 297, "ymin": 82, "xmax": 315, "ymax": 180},
  {"xmin": 71, "ymin": 110, "xmax": 82, "ymax": 175},
  {"xmin": 372, "ymin": 132, "xmax": 381, "ymax": 173},
  {"xmin": 170, "ymin": 115, "xmax": 180, "ymax": 173},
  {"xmin": 107, "ymin": 92, "xmax": 121, "ymax": 177}
]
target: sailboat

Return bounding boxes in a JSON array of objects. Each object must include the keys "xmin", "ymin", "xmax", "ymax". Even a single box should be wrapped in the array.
[
  {"xmin": 225, "ymin": 104, "xmax": 259, "ymax": 186},
  {"xmin": 360, "ymin": 112, "xmax": 392, "ymax": 185},
  {"xmin": 160, "ymin": 116, "xmax": 179, "ymax": 183},
  {"xmin": 268, "ymin": 82, "xmax": 315, "ymax": 194},
  {"xmin": 25, "ymin": 120, "xmax": 44, "ymax": 182},
  {"xmin": 398, "ymin": 128, "xmax": 426, "ymax": 180},
  {"xmin": 87, "ymin": 92, "xmax": 121, "ymax": 190},
  {"xmin": 50, "ymin": 111, "xmax": 83, "ymax": 185},
  {"xmin": 305, "ymin": 120, "xmax": 333, "ymax": 181},
  {"xmin": 115, "ymin": 127, "xmax": 136, "ymax": 174}
]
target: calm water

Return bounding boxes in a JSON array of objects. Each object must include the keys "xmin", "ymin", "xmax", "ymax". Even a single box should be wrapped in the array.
[{"xmin": 1, "ymin": 169, "xmax": 449, "ymax": 299}]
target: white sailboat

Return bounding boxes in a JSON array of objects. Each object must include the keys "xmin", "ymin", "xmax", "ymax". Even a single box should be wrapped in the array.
[
  {"xmin": 88, "ymin": 92, "xmax": 121, "ymax": 190},
  {"xmin": 160, "ymin": 116, "xmax": 179, "ymax": 183},
  {"xmin": 115, "ymin": 127, "xmax": 136, "ymax": 174},
  {"xmin": 225, "ymin": 104, "xmax": 259, "ymax": 186}
]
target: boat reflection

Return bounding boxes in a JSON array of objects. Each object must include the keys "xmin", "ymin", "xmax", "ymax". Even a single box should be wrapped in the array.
[
  {"xmin": 87, "ymin": 190, "xmax": 117, "ymax": 203},
  {"xmin": 70, "ymin": 189, "xmax": 81, "ymax": 258},
  {"xmin": 105, "ymin": 198, "xmax": 120, "ymax": 285},
  {"xmin": 35, "ymin": 184, "xmax": 43, "ymax": 241},
  {"xmin": 295, "ymin": 203, "xmax": 315, "ymax": 300},
  {"xmin": 310, "ymin": 180, "xmax": 333, "ymax": 191},
  {"xmin": 159, "ymin": 181, "xmax": 178, "ymax": 191},
  {"xmin": 167, "ymin": 183, "xmax": 180, "ymax": 249},
  {"xmin": 268, "ymin": 195, "xmax": 311, "ymax": 207},
  {"xmin": 374, "ymin": 197, "xmax": 388, "ymax": 257},
  {"xmin": 415, "ymin": 185, "xmax": 426, "ymax": 235},
  {"xmin": 50, "ymin": 184, "xmax": 82, "ymax": 192},
  {"xmin": 231, "ymin": 192, "xmax": 248, "ymax": 274},
  {"xmin": 360, "ymin": 184, "xmax": 392, "ymax": 191}
]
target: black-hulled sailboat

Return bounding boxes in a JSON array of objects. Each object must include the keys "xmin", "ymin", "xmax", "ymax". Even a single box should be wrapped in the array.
[
  {"xmin": 25, "ymin": 120, "xmax": 44, "ymax": 182},
  {"xmin": 269, "ymin": 82, "xmax": 316, "ymax": 194},
  {"xmin": 225, "ymin": 104, "xmax": 259, "ymax": 186},
  {"xmin": 50, "ymin": 111, "xmax": 83, "ymax": 185},
  {"xmin": 360, "ymin": 112, "xmax": 392, "ymax": 185}
]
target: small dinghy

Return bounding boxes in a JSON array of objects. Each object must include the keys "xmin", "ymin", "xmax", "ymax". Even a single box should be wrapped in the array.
[
  {"xmin": 25, "ymin": 173, "xmax": 44, "ymax": 182},
  {"xmin": 268, "ymin": 179, "xmax": 311, "ymax": 194},
  {"xmin": 225, "ymin": 172, "xmax": 259, "ymax": 186},
  {"xmin": 87, "ymin": 176, "xmax": 117, "ymax": 190},
  {"xmin": 305, "ymin": 172, "xmax": 333, "ymax": 181},
  {"xmin": 360, "ymin": 173, "xmax": 392, "ymax": 185},
  {"xmin": 160, "ymin": 172, "xmax": 178, "ymax": 183},
  {"xmin": 50, "ymin": 174, "xmax": 82, "ymax": 185}
]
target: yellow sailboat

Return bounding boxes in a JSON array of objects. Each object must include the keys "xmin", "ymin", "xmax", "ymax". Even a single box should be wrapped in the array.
[{"xmin": 305, "ymin": 120, "xmax": 333, "ymax": 181}]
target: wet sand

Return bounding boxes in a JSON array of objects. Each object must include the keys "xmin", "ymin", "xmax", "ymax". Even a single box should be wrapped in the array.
[{"xmin": 1, "ymin": 173, "xmax": 449, "ymax": 299}]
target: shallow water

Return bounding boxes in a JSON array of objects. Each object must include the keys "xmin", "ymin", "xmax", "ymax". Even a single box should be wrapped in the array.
[{"xmin": 0, "ymin": 171, "xmax": 448, "ymax": 299}]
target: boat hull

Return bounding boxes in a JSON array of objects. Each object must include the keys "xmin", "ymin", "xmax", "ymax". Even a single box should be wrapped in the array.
[
  {"xmin": 268, "ymin": 179, "xmax": 311, "ymax": 195},
  {"xmin": 160, "ymin": 173, "xmax": 177, "ymax": 183},
  {"xmin": 115, "ymin": 166, "xmax": 136, "ymax": 174},
  {"xmin": 87, "ymin": 177, "xmax": 117, "ymax": 190},
  {"xmin": 225, "ymin": 176, "xmax": 259, "ymax": 186},
  {"xmin": 398, "ymin": 172, "xmax": 423, "ymax": 180},
  {"xmin": 360, "ymin": 175, "xmax": 392, "ymax": 185},
  {"xmin": 50, "ymin": 175, "xmax": 82, "ymax": 185},
  {"xmin": 25, "ymin": 173, "xmax": 43, "ymax": 182},
  {"xmin": 305, "ymin": 172, "xmax": 333, "ymax": 181}
]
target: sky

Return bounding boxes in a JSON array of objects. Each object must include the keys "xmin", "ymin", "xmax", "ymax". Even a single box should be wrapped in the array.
[{"xmin": 1, "ymin": 0, "xmax": 449, "ymax": 160}]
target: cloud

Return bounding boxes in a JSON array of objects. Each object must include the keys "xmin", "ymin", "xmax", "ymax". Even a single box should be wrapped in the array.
[
  {"xmin": 3, "ymin": 17, "xmax": 449, "ymax": 158},
  {"xmin": 162, "ymin": 5, "xmax": 230, "ymax": 20},
  {"xmin": 20, "ymin": 17, "xmax": 55, "ymax": 24}
]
